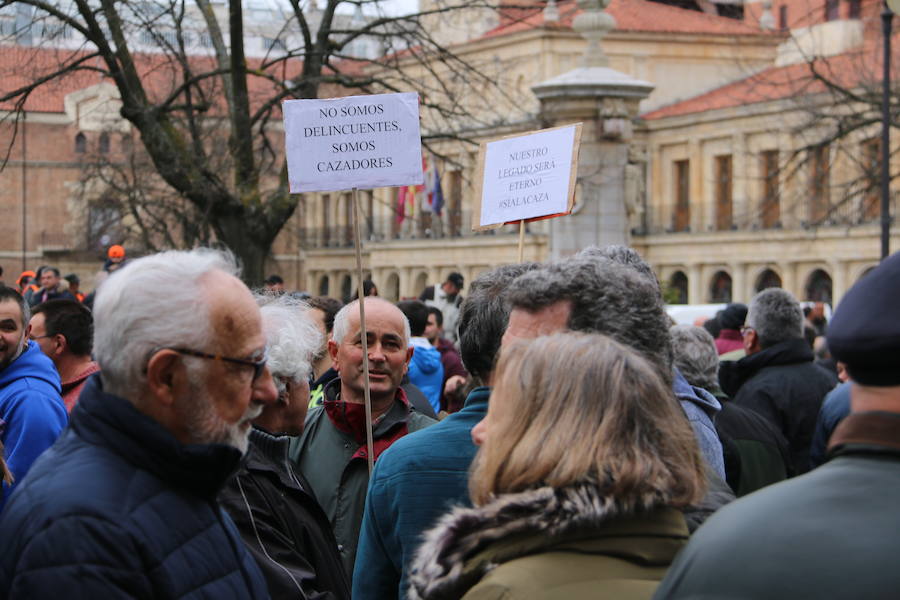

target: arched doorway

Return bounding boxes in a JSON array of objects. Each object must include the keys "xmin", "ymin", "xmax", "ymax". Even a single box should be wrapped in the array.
[
  {"xmin": 754, "ymin": 268, "xmax": 782, "ymax": 293},
  {"xmin": 340, "ymin": 273, "xmax": 352, "ymax": 304},
  {"xmin": 318, "ymin": 274, "xmax": 329, "ymax": 296},
  {"xmin": 805, "ymin": 269, "xmax": 833, "ymax": 303},
  {"xmin": 413, "ymin": 271, "xmax": 429, "ymax": 297},
  {"xmin": 384, "ymin": 272, "xmax": 400, "ymax": 301},
  {"xmin": 667, "ymin": 271, "xmax": 688, "ymax": 304},
  {"xmin": 709, "ymin": 271, "xmax": 732, "ymax": 303}
]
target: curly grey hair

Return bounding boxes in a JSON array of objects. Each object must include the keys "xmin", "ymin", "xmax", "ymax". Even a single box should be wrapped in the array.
[
  {"xmin": 746, "ymin": 288, "xmax": 803, "ymax": 349},
  {"xmin": 256, "ymin": 294, "xmax": 322, "ymax": 395},
  {"xmin": 506, "ymin": 257, "xmax": 674, "ymax": 386},
  {"xmin": 669, "ymin": 325, "xmax": 720, "ymax": 393},
  {"xmin": 576, "ymin": 244, "xmax": 659, "ymax": 291}
]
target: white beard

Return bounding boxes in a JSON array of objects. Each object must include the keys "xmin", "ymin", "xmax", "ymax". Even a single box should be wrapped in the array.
[{"xmin": 181, "ymin": 378, "xmax": 263, "ymax": 454}]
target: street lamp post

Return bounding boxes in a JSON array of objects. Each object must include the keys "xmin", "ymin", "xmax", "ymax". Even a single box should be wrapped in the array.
[{"xmin": 882, "ymin": 0, "xmax": 900, "ymax": 260}]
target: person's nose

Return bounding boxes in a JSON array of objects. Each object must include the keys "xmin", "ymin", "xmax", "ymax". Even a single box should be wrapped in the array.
[
  {"xmin": 367, "ymin": 342, "xmax": 386, "ymax": 363},
  {"xmin": 253, "ymin": 366, "xmax": 279, "ymax": 406},
  {"xmin": 471, "ymin": 417, "xmax": 488, "ymax": 446}
]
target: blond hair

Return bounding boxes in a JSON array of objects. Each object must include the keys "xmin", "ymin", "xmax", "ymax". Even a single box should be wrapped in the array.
[{"xmin": 470, "ymin": 332, "xmax": 706, "ymax": 508}]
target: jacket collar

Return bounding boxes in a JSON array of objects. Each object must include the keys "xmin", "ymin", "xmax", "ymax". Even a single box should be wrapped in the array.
[
  {"xmin": 828, "ymin": 411, "xmax": 900, "ymax": 458},
  {"xmin": 461, "ymin": 386, "xmax": 491, "ymax": 412},
  {"xmin": 408, "ymin": 481, "xmax": 688, "ymax": 600},
  {"xmin": 72, "ymin": 376, "xmax": 243, "ymax": 500},
  {"xmin": 720, "ymin": 338, "xmax": 813, "ymax": 396}
]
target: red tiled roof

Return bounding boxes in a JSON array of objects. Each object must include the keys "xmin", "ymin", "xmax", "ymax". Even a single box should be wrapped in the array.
[
  {"xmin": 641, "ymin": 30, "xmax": 883, "ymax": 120},
  {"xmin": 481, "ymin": 0, "xmax": 776, "ymax": 40},
  {"xmin": 0, "ymin": 46, "xmax": 324, "ymax": 114}
]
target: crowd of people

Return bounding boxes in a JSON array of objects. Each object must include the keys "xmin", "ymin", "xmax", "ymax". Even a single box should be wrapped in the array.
[{"xmin": 0, "ymin": 243, "xmax": 896, "ymax": 599}]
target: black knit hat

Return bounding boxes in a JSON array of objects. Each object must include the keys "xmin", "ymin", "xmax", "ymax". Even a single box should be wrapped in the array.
[
  {"xmin": 828, "ymin": 252, "xmax": 900, "ymax": 386},
  {"xmin": 720, "ymin": 303, "xmax": 748, "ymax": 330}
]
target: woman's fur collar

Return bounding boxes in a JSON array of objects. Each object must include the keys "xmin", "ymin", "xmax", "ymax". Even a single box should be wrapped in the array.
[{"xmin": 407, "ymin": 481, "xmax": 665, "ymax": 600}]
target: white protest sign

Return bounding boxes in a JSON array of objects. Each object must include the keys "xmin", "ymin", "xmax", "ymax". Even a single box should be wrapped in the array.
[
  {"xmin": 475, "ymin": 124, "xmax": 581, "ymax": 230},
  {"xmin": 284, "ymin": 92, "xmax": 423, "ymax": 193}
]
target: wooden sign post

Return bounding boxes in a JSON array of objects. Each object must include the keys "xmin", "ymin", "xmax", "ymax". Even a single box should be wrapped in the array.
[{"xmin": 284, "ymin": 92, "xmax": 424, "ymax": 473}]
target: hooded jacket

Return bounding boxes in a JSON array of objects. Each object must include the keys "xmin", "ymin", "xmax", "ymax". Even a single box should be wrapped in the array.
[
  {"xmin": 720, "ymin": 338, "xmax": 838, "ymax": 475},
  {"xmin": 672, "ymin": 368, "xmax": 725, "ymax": 480},
  {"xmin": 0, "ymin": 376, "xmax": 268, "ymax": 599},
  {"xmin": 407, "ymin": 337, "xmax": 444, "ymax": 414},
  {"xmin": 0, "ymin": 342, "xmax": 67, "ymax": 510},
  {"xmin": 408, "ymin": 482, "xmax": 690, "ymax": 600},
  {"xmin": 220, "ymin": 427, "xmax": 350, "ymax": 600}
]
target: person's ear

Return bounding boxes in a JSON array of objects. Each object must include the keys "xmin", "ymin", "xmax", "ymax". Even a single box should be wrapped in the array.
[
  {"xmin": 53, "ymin": 334, "xmax": 67, "ymax": 358},
  {"xmin": 744, "ymin": 330, "xmax": 759, "ymax": 353},
  {"xmin": 328, "ymin": 339, "xmax": 340, "ymax": 372},
  {"xmin": 145, "ymin": 350, "xmax": 181, "ymax": 407}
]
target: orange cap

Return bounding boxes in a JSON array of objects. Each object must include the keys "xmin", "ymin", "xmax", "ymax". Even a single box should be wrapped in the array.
[{"xmin": 108, "ymin": 245, "xmax": 125, "ymax": 259}]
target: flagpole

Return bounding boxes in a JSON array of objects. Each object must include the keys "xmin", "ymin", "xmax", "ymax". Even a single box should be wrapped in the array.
[{"xmin": 352, "ymin": 186, "xmax": 376, "ymax": 474}]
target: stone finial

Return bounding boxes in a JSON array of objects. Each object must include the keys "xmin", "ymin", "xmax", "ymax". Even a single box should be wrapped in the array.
[
  {"xmin": 544, "ymin": 0, "xmax": 560, "ymax": 23},
  {"xmin": 573, "ymin": 0, "xmax": 617, "ymax": 68}
]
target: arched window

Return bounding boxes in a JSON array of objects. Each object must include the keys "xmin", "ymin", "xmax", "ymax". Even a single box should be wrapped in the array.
[
  {"xmin": 667, "ymin": 271, "xmax": 688, "ymax": 305},
  {"xmin": 99, "ymin": 132, "xmax": 110, "ymax": 154},
  {"xmin": 74, "ymin": 132, "xmax": 87, "ymax": 154},
  {"xmin": 413, "ymin": 271, "xmax": 429, "ymax": 297},
  {"xmin": 709, "ymin": 271, "xmax": 732, "ymax": 303},
  {"xmin": 318, "ymin": 274, "xmax": 329, "ymax": 296},
  {"xmin": 754, "ymin": 268, "xmax": 782, "ymax": 293},
  {"xmin": 805, "ymin": 269, "xmax": 833, "ymax": 303}
]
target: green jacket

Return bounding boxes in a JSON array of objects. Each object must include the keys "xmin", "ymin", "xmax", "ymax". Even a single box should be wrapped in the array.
[
  {"xmin": 408, "ymin": 482, "xmax": 690, "ymax": 600},
  {"xmin": 289, "ymin": 388, "xmax": 434, "ymax": 576}
]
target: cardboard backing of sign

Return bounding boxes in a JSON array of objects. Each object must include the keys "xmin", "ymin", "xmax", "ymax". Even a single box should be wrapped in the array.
[{"xmin": 472, "ymin": 123, "xmax": 582, "ymax": 231}]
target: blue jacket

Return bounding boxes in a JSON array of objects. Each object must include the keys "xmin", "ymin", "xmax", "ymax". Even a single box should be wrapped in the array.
[
  {"xmin": 0, "ymin": 376, "xmax": 269, "ymax": 599},
  {"xmin": 353, "ymin": 386, "xmax": 490, "ymax": 600},
  {"xmin": 673, "ymin": 368, "xmax": 726, "ymax": 480},
  {"xmin": 0, "ymin": 342, "xmax": 66, "ymax": 511},
  {"xmin": 407, "ymin": 338, "xmax": 444, "ymax": 414},
  {"xmin": 809, "ymin": 381, "xmax": 851, "ymax": 469}
]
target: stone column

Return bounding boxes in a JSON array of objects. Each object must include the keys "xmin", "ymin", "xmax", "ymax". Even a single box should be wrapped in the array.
[
  {"xmin": 688, "ymin": 263, "xmax": 703, "ymax": 304},
  {"xmin": 532, "ymin": 0, "xmax": 653, "ymax": 259},
  {"xmin": 730, "ymin": 262, "xmax": 747, "ymax": 303}
]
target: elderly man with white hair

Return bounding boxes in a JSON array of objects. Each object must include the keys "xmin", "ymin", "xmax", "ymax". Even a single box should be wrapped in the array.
[
  {"xmin": 220, "ymin": 294, "xmax": 351, "ymax": 600},
  {"xmin": 0, "ymin": 249, "xmax": 277, "ymax": 599}
]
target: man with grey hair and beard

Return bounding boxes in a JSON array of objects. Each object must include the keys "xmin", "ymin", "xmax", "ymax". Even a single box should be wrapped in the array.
[
  {"xmin": 220, "ymin": 294, "xmax": 350, "ymax": 600},
  {"xmin": 719, "ymin": 287, "xmax": 837, "ymax": 475},
  {"xmin": 501, "ymin": 254, "xmax": 733, "ymax": 529},
  {"xmin": 0, "ymin": 249, "xmax": 276, "ymax": 599}
]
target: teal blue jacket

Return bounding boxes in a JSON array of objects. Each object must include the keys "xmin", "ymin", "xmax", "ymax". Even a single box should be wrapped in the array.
[{"xmin": 352, "ymin": 387, "xmax": 490, "ymax": 600}]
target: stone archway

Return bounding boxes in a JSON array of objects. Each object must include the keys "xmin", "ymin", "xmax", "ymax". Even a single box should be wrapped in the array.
[
  {"xmin": 667, "ymin": 271, "xmax": 688, "ymax": 304},
  {"xmin": 318, "ymin": 274, "xmax": 329, "ymax": 296},
  {"xmin": 804, "ymin": 268, "xmax": 833, "ymax": 303},
  {"xmin": 754, "ymin": 268, "xmax": 782, "ymax": 293},
  {"xmin": 384, "ymin": 272, "xmax": 401, "ymax": 301},
  {"xmin": 709, "ymin": 270, "xmax": 732, "ymax": 303}
]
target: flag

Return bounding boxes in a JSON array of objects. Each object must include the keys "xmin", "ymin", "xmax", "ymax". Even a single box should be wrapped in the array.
[
  {"xmin": 430, "ymin": 162, "xmax": 444, "ymax": 216},
  {"xmin": 396, "ymin": 186, "xmax": 407, "ymax": 224}
]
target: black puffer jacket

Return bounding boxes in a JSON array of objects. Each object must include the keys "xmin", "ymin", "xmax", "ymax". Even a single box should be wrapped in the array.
[
  {"xmin": 719, "ymin": 338, "xmax": 837, "ymax": 475},
  {"xmin": 220, "ymin": 427, "xmax": 350, "ymax": 600},
  {"xmin": 0, "ymin": 376, "xmax": 269, "ymax": 599}
]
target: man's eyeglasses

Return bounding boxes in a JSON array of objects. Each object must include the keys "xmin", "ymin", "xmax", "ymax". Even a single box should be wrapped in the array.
[{"xmin": 168, "ymin": 347, "xmax": 268, "ymax": 382}]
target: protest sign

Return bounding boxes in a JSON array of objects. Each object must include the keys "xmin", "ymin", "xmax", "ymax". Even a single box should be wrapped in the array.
[
  {"xmin": 284, "ymin": 92, "xmax": 423, "ymax": 193},
  {"xmin": 473, "ymin": 124, "xmax": 582, "ymax": 231}
]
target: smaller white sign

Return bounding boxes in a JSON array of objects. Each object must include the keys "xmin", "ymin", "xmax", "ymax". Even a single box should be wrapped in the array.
[
  {"xmin": 284, "ymin": 92, "xmax": 423, "ymax": 193},
  {"xmin": 478, "ymin": 125, "xmax": 579, "ymax": 228}
]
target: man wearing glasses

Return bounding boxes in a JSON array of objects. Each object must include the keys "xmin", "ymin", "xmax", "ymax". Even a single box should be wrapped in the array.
[
  {"xmin": 0, "ymin": 249, "xmax": 278, "ymax": 599},
  {"xmin": 719, "ymin": 288, "xmax": 837, "ymax": 476}
]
